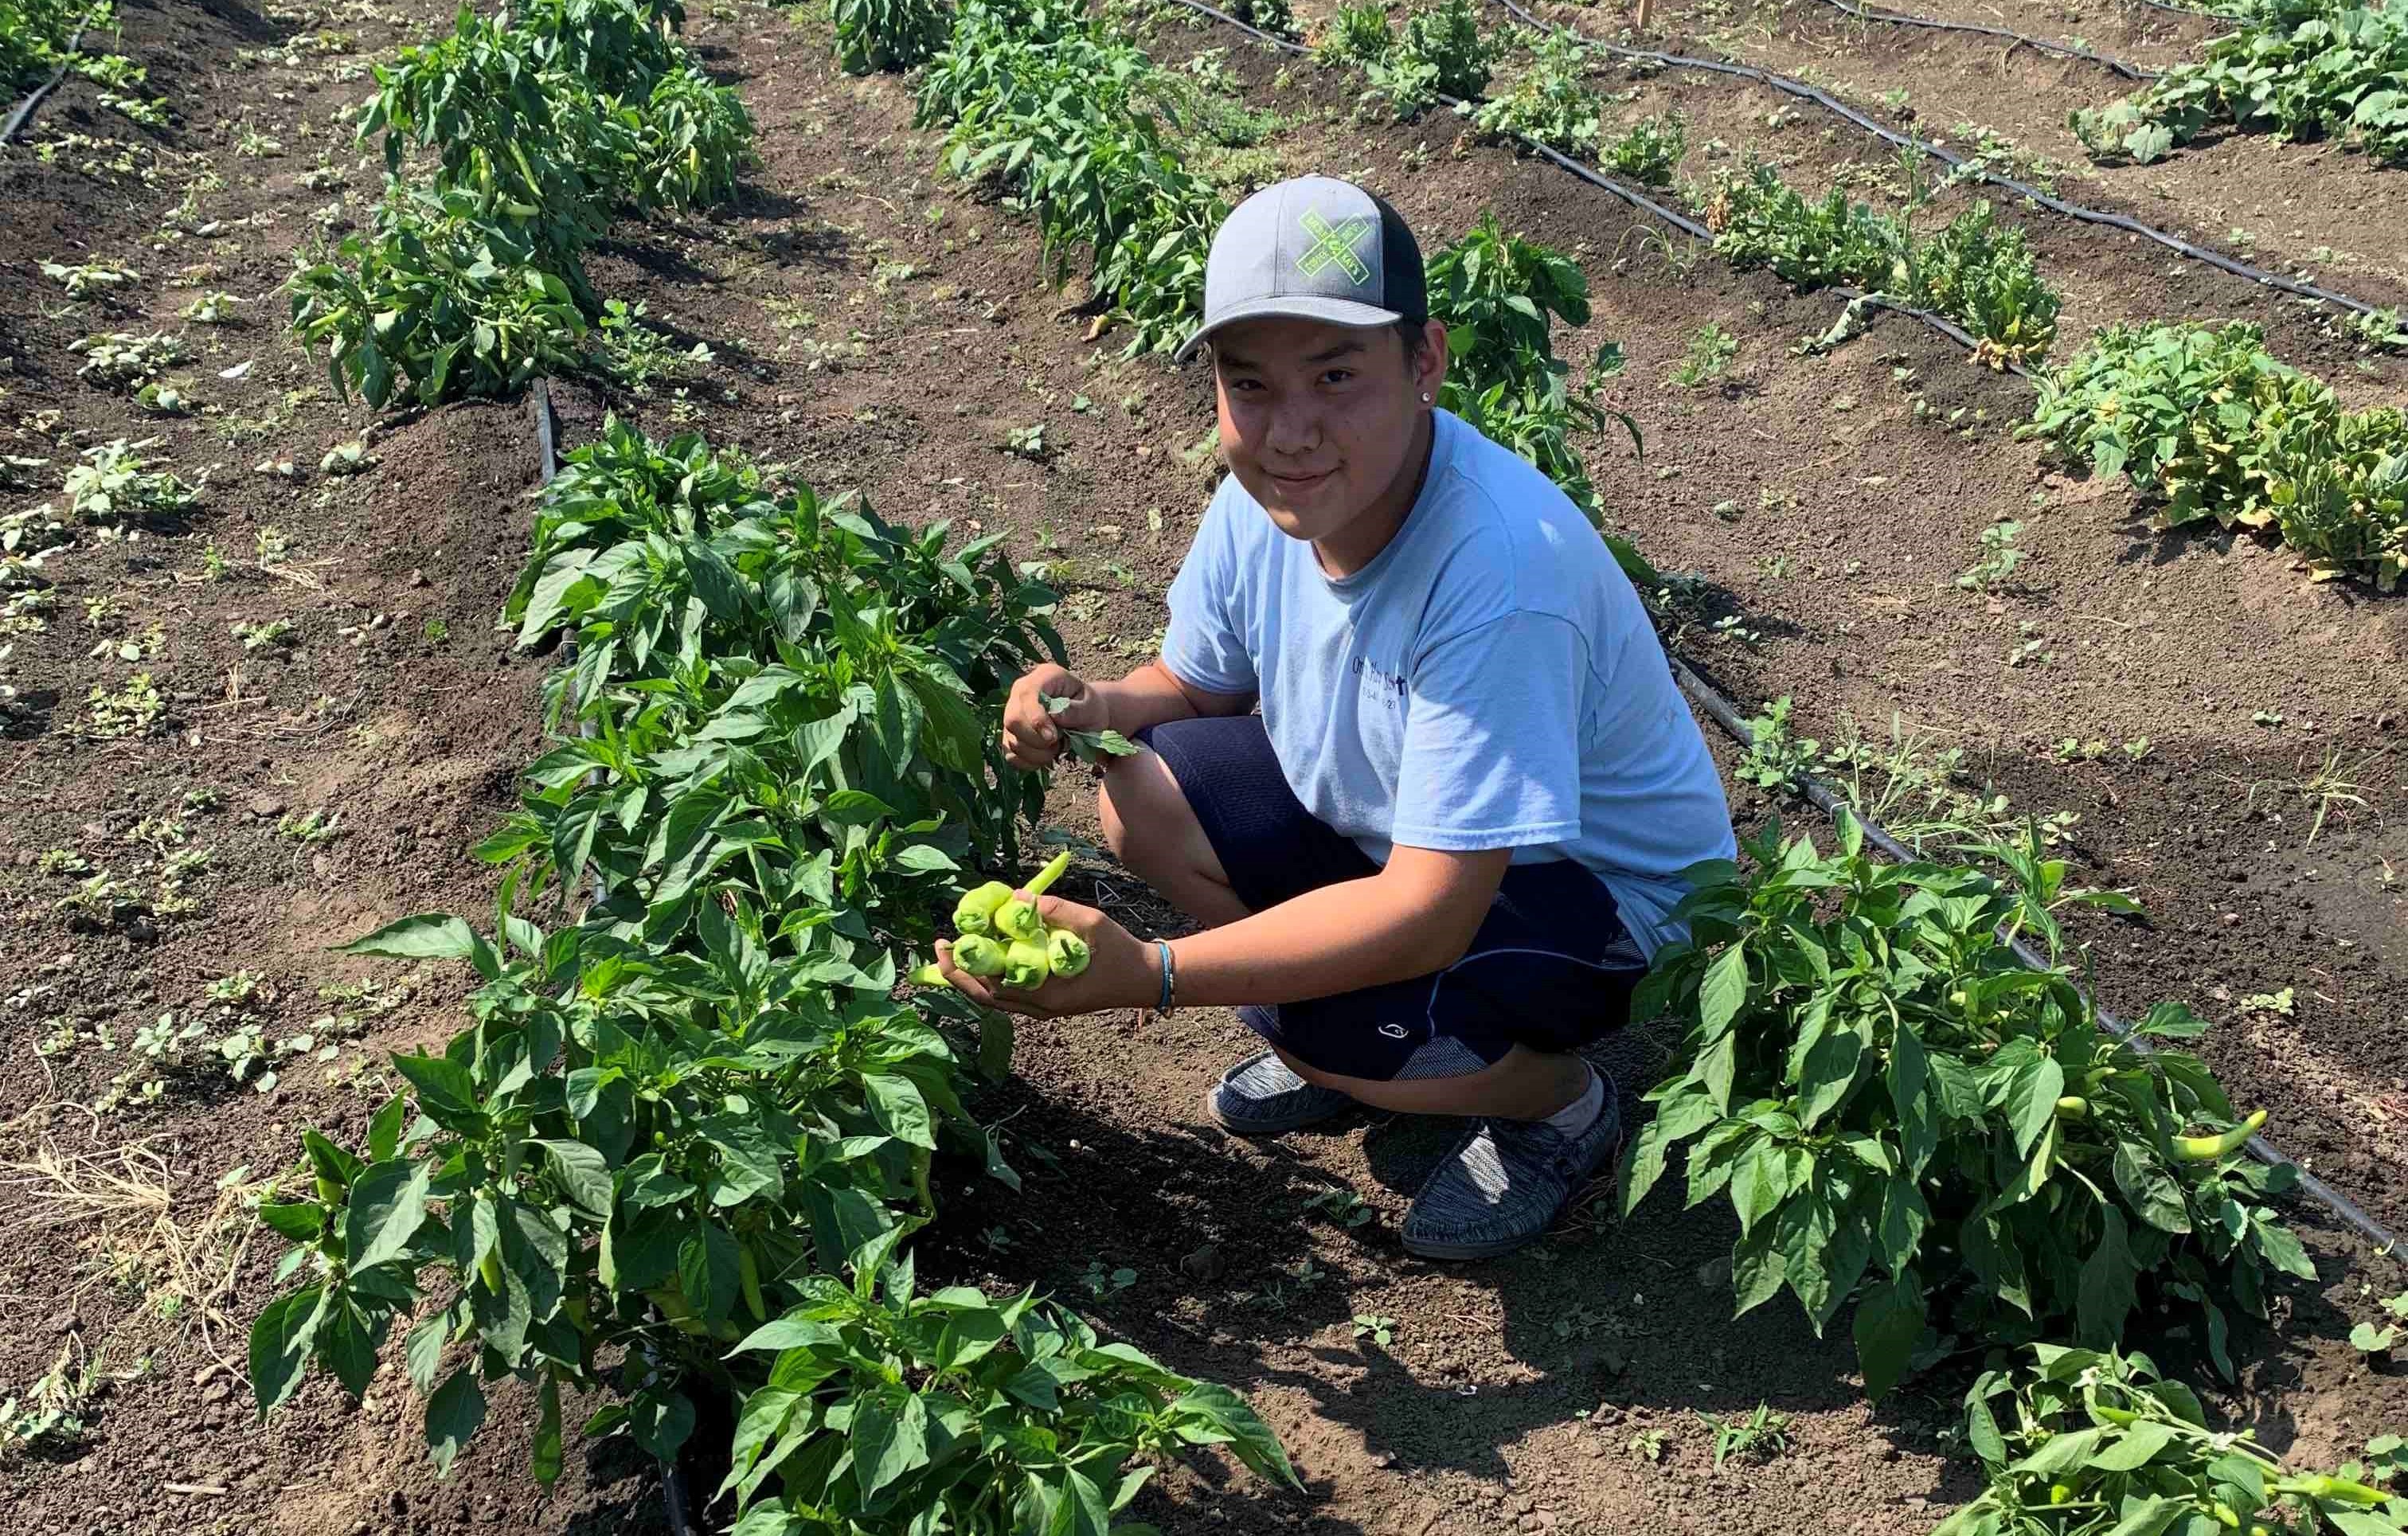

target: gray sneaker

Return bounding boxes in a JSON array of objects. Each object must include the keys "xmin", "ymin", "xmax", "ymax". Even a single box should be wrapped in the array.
[
  {"xmin": 1206, "ymin": 1050, "xmax": 1353, "ymax": 1136},
  {"xmin": 1400, "ymin": 1073, "xmax": 1623, "ymax": 1260}
]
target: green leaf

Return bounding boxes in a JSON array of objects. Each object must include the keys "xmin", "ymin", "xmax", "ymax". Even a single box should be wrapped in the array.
[
  {"xmin": 248, "ymin": 1285, "xmax": 326, "ymax": 1414},
  {"xmin": 2112, "ymin": 1141, "xmax": 2192, "ymax": 1235},
  {"xmin": 2247, "ymin": 1214, "xmax": 2317, "ymax": 1281},
  {"xmin": 1851, "ymin": 1271, "xmax": 1925, "ymax": 1400},
  {"xmin": 531, "ymin": 1374, "xmax": 564, "ymax": 1486},
  {"xmin": 319, "ymin": 1293, "xmax": 377, "ymax": 1399},
  {"xmin": 530, "ymin": 1138, "xmax": 614, "ymax": 1219},
  {"xmin": 1727, "ymin": 1136, "xmax": 1786, "ymax": 1240},
  {"xmin": 1796, "ymin": 1019, "xmax": 1863, "ymax": 1131},
  {"xmin": 1698, "ymin": 940, "xmax": 1749, "ymax": 1037},
  {"xmin": 427, "ymin": 1367, "xmax": 488, "ymax": 1476},
  {"xmin": 2077, "ymin": 1204, "xmax": 2137, "ymax": 1346},
  {"xmin": 344, "ymin": 1159, "xmax": 432, "ymax": 1273},
  {"xmin": 1730, "ymin": 1219, "xmax": 1786, "ymax": 1316},
  {"xmin": 392, "ymin": 1051, "xmax": 480, "ymax": 1128},
  {"xmin": 340, "ymin": 912, "xmax": 477, "ymax": 960},
  {"xmin": 2003, "ymin": 1053, "xmax": 2068, "ymax": 1158},
  {"xmin": 2091, "ymin": 1419, "xmax": 2177, "ymax": 1471},
  {"xmin": 864, "ymin": 1072, "xmax": 936, "ymax": 1151},
  {"xmin": 1172, "ymin": 1382, "xmax": 1300, "ymax": 1487},
  {"xmin": 405, "ymin": 1313, "xmax": 449, "ymax": 1393},
  {"xmin": 2010, "ymin": 1425, "xmax": 2103, "ymax": 1476},
  {"xmin": 851, "ymin": 1385, "xmax": 931, "ymax": 1499}
]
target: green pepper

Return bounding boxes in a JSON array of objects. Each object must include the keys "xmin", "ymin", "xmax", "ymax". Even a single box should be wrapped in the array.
[
  {"xmin": 2054, "ymin": 1096, "xmax": 2089, "ymax": 1121},
  {"xmin": 479, "ymin": 1251, "xmax": 504, "ymax": 1294},
  {"xmin": 909, "ymin": 935, "xmax": 1007, "ymax": 991},
  {"xmin": 1001, "ymin": 938, "xmax": 1050, "ymax": 990},
  {"xmin": 995, "ymin": 850, "xmax": 1071, "ymax": 942},
  {"xmin": 1046, "ymin": 927, "xmax": 1090, "ymax": 978},
  {"xmin": 2172, "ymin": 1109, "xmax": 2265, "ymax": 1163},
  {"xmin": 953, "ymin": 881, "xmax": 1014, "ymax": 938},
  {"xmin": 2273, "ymin": 1473, "xmax": 2386, "ymax": 1506}
]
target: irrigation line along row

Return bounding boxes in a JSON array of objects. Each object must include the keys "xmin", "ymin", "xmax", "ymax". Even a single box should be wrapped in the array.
[
  {"xmin": 1, "ymin": 22, "xmax": 92, "ymax": 146},
  {"xmin": 1810, "ymin": 0, "xmax": 2158, "ymax": 80},
  {"xmin": 528, "ymin": 378, "xmax": 701, "ymax": 1536},
  {"xmin": 1668, "ymin": 657, "xmax": 2402, "ymax": 1257},
  {"xmin": 1496, "ymin": 0, "xmax": 2398, "ymax": 322},
  {"xmin": 1171, "ymin": 0, "xmax": 2398, "ymax": 1257},
  {"xmin": 1165, "ymin": 0, "xmax": 2024, "ymax": 375}
]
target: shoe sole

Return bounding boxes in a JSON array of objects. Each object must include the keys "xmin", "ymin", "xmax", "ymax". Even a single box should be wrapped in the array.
[
  {"xmin": 1398, "ymin": 1124, "xmax": 1630, "ymax": 1261},
  {"xmin": 1201, "ymin": 1083, "xmax": 1351, "ymax": 1137}
]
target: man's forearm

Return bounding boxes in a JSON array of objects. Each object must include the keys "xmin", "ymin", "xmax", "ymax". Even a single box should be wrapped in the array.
[
  {"xmin": 1166, "ymin": 862, "xmax": 1495, "ymax": 1008},
  {"xmin": 1094, "ymin": 659, "xmax": 1249, "ymax": 735}
]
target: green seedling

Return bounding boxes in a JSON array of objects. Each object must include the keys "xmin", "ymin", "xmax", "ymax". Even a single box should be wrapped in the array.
[
  {"xmin": 1957, "ymin": 519, "xmax": 2025, "ymax": 591},
  {"xmin": 1351, "ymin": 1314, "xmax": 1397, "ymax": 1347},
  {"xmin": 1670, "ymin": 322, "xmax": 1738, "ymax": 387},
  {"xmin": 1079, "ymin": 1260, "xmax": 1136, "ymax": 1299},
  {"xmin": 43, "ymin": 260, "xmax": 139, "ymax": 299},
  {"xmin": 1304, "ymin": 1187, "xmax": 1374, "ymax": 1229},
  {"xmin": 1698, "ymin": 1403, "xmax": 1792, "ymax": 1468}
]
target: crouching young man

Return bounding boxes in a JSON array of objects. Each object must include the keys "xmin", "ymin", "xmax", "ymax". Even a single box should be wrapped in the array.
[{"xmin": 936, "ymin": 175, "xmax": 1735, "ymax": 1259}]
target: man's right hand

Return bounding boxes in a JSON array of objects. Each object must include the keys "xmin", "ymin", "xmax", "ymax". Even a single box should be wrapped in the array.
[{"xmin": 1003, "ymin": 664, "xmax": 1108, "ymax": 771}]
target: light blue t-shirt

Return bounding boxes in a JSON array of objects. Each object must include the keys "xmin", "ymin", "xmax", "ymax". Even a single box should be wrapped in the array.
[{"xmin": 1161, "ymin": 409, "xmax": 1735, "ymax": 956}]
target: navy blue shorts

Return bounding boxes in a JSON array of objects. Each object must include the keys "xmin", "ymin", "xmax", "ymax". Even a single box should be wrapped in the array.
[{"xmin": 1140, "ymin": 714, "xmax": 1646, "ymax": 1084}]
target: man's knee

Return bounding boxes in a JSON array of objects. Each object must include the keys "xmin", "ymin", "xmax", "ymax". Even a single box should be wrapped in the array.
[{"xmin": 1097, "ymin": 752, "xmax": 1178, "ymax": 866}]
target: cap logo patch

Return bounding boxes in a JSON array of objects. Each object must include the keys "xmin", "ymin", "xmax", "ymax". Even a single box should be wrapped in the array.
[{"xmin": 1296, "ymin": 208, "xmax": 1376, "ymax": 286}]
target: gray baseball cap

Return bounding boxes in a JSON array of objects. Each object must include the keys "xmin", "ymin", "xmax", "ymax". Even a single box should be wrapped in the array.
[{"xmin": 1174, "ymin": 175, "xmax": 1429, "ymax": 364}]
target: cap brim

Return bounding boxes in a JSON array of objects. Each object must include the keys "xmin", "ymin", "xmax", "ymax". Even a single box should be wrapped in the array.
[{"xmin": 1171, "ymin": 294, "xmax": 1407, "ymax": 365}]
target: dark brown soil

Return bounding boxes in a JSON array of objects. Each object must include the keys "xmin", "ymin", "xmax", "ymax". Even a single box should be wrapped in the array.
[{"xmin": 3, "ymin": 0, "xmax": 2403, "ymax": 1533}]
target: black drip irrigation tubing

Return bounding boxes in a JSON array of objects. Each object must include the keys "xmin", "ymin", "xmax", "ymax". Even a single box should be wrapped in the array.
[
  {"xmin": 533, "ymin": 380, "xmax": 700, "ymax": 1534},
  {"xmin": 1, "ymin": 23, "xmax": 90, "ymax": 147},
  {"xmin": 1809, "ymin": 0, "xmax": 2159, "ymax": 80},
  {"xmin": 1168, "ymin": 0, "xmax": 2023, "ymax": 373},
  {"xmin": 1174, "ymin": 0, "xmax": 2397, "ymax": 1258},
  {"xmin": 2129, "ymin": 0, "xmax": 2235, "ymax": 23},
  {"xmin": 1667, "ymin": 656, "xmax": 2401, "ymax": 1257},
  {"xmin": 1495, "ymin": 0, "xmax": 2398, "ymax": 322}
]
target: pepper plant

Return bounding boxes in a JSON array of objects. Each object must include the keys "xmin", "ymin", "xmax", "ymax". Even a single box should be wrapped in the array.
[
  {"xmin": 1933, "ymin": 1343, "xmax": 2406, "ymax": 1534},
  {"xmin": 1425, "ymin": 215, "xmax": 1644, "ymax": 549},
  {"xmin": 717, "ymin": 1255, "xmax": 1299, "ymax": 1531},
  {"xmin": 250, "ymin": 900, "xmax": 975, "ymax": 1474},
  {"xmin": 1623, "ymin": 812, "xmax": 2313, "ymax": 1397},
  {"xmin": 289, "ymin": 190, "xmax": 590, "ymax": 408}
]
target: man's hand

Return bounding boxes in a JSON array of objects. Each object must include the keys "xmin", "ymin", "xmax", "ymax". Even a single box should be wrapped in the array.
[
  {"xmin": 1003, "ymin": 664, "xmax": 1108, "ymax": 771},
  {"xmin": 936, "ymin": 895, "xmax": 1158, "ymax": 1020}
]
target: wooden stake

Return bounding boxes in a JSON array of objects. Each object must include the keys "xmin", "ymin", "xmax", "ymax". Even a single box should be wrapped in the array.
[{"xmin": 1637, "ymin": 0, "xmax": 1655, "ymax": 31}]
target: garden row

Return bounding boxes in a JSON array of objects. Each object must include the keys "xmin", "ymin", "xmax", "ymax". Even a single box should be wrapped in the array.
[
  {"xmin": 1306, "ymin": 0, "xmax": 2408, "ymax": 590},
  {"xmin": 2069, "ymin": 0, "xmax": 2408, "ymax": 170},
  {"xmin": 242, "ymin": 0, "xmax": 1303, "ymax": 1530}
]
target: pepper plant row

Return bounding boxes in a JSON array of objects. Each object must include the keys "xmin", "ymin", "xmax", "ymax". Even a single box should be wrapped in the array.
[
  {"xmin": 245, "ymin": 419, "xmax": 1296, "ymax": 1529},
  {"xmin": 290, "ymin": 0, "xmax": 753, "ymax": 407},
  {"xmin": 2073, "ymin": 0, "xmax": 2408, "ymax": 167}
]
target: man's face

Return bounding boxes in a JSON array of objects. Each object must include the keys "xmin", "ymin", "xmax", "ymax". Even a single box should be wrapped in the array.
[{"xmin": 1211, "ymin": 316, "xmax": 1440, "ymax": 543}]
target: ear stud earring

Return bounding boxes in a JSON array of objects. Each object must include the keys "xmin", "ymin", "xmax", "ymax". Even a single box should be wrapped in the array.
[{"xmin": 1420, "ymin": 392, "xmax": 1433, "ymax": 403}]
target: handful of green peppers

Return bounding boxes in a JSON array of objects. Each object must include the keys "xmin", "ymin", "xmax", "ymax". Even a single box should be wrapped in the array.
[{"xmin": 910, "ymin": 850, "xmax": 1092, "ymax": 991}]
